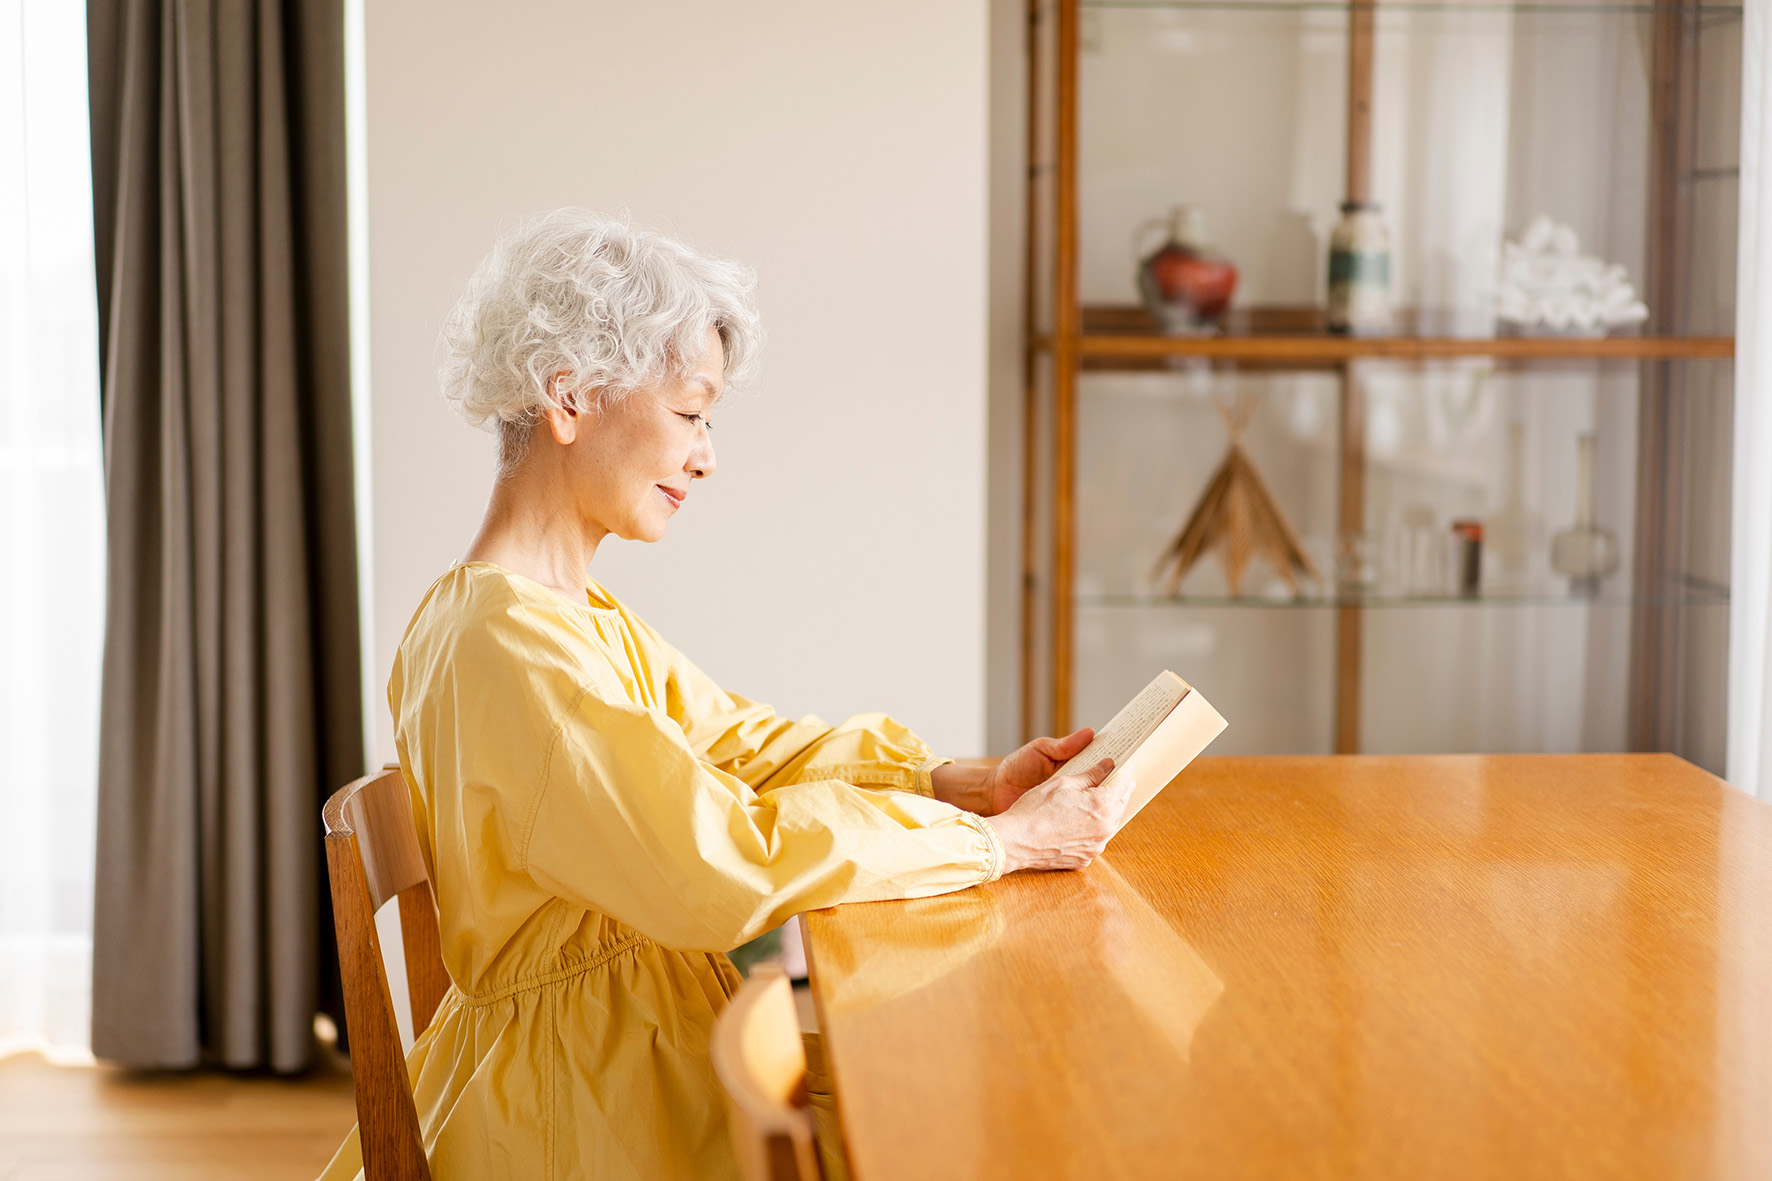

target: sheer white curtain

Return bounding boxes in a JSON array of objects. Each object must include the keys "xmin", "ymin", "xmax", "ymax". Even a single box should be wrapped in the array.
[
  {"xmin": 0, "ymin": 0, "xmax": 105, "ymax": 1061},
  {"xmin": 1732, "ymin": 0, "xmax": 1772, "ymax": 797}
]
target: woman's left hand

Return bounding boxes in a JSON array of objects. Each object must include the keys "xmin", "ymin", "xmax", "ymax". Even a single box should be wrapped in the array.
[
  {"xmin": 979, "ymin": 728, "xmax": 1096, "ymax": 814},
  {"xmin": 931, "ymin": 728, "xmax": 1096, "ymax": 816}
]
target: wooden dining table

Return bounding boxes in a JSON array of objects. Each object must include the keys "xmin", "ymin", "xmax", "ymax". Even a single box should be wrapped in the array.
[{"xmin": 801, "ymin": 754, "xmax": 1772, "ymax": 1180}]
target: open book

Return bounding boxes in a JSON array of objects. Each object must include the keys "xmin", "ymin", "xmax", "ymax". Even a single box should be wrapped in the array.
[{"xmin": 1054, "ymin": 671, "xmax": 1227, "ymax": 829}]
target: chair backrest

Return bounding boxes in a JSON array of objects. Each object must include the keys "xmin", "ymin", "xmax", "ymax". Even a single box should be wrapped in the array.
[
  {"xmin": 711, "ymin": 966, "xmax": 821, "ymax": 1181},
  {"xmin": 323, "ymin": 766, "xmax": 451, "ymax": 1181}
]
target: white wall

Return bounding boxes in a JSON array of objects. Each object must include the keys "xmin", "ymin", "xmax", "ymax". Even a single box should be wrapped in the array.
[{"xmin": 364, "ymin": 1, "xmax": 992, "ymax": 762}]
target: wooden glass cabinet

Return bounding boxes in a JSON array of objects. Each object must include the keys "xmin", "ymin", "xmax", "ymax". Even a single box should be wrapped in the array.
[{"xmin": 1020, "ymin": 0, "xmax": 1739, "ymax": 768}]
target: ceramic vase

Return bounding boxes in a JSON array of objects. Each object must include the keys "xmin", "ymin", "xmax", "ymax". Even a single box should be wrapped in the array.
[
  {"xmin": 1137, "ymin": 206, "xmax": 1237, "ymax": 335},
  {"xmin": 1327, "ymin": 201, "xmax": 1390, "ymax": 335}
]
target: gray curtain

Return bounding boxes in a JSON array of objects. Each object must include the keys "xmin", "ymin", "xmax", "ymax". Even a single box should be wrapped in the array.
[{"xmin": 86, "ymin": 0, "xmax": 363, "ymax": 1072}]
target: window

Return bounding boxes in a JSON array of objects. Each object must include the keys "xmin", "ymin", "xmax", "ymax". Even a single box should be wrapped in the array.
[{"xmin": 0, "ymin": 0, "xmax": 105, "ymax": 1062}]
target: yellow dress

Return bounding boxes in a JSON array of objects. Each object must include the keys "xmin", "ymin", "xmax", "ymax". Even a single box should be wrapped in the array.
[{"xmin": 320, "ymin": 563, "xmax": 1003, "ymax": 1181}]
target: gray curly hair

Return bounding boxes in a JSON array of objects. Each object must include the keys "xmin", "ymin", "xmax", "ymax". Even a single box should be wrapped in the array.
[{"xmin": 439, "ymin": 209, "xmax": 763, "ymax": 471}]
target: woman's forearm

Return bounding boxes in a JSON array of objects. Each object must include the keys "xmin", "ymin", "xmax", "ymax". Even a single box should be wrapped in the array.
[{"xmin": 929, "ymin": 758, "xmax": 1001, "ymax": 814}]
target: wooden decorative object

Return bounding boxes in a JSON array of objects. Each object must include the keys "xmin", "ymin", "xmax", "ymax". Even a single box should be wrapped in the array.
[{"xmin": 1153, "ymin": 395, "xmax": 1324, "ymax": 597}]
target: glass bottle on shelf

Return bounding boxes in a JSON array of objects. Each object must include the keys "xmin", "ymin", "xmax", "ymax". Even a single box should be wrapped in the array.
[
  {"xmin": 1485, "ymin": 420, "xmax": 1545, "ymax": 592},
  {"xmin": 1550, "ymin": 433, "xmax": 1620, "ymax": 597}
]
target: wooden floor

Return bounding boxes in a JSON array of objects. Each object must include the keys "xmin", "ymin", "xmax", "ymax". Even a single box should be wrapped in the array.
[{"xmin": 0, "ymin": 1050, "xmax": 357, "ymax": 1181}]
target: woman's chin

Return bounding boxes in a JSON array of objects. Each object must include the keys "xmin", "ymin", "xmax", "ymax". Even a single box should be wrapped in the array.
[{"xmin": 616, "ymin": 519, "xmax": 672, "ymax": 544}]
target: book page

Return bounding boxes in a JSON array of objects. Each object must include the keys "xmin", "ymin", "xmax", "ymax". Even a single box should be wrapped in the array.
[
  {"xmin": 1055, "ymin": 671, "xmax": 1190, "ymax": 780},
  {"xmin": 1115, "ymin": 687, "xmax": 1227, "ymax": 826}
]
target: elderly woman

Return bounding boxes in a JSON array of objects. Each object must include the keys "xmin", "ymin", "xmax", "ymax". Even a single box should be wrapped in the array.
[{"xmin": 320, "ymin": 210, "xmax": 1131, "ymax": 1181}]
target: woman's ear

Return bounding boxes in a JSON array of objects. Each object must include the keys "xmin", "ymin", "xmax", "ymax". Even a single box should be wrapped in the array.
[
  {"xmin": 542, "ymin": 401, "xmax": 579, "ymax": 445},
  {"xmin": 545, "ymin": 371, "xmax": 581, "ymax": 444}
]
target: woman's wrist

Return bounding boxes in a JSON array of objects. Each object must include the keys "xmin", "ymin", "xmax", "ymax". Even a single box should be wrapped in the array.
[
  {"xmin": 929, "ymin": 760, "xmax": 995, "ymax": 814},
  {"xmin": 983, "ymin": 810, "xmax": 1025, "ymax": 874}
]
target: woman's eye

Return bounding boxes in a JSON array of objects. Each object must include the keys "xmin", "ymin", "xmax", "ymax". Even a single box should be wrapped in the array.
[{"xmin": 680, "ymin": 413, "xmax": 712, "ymax": 431}]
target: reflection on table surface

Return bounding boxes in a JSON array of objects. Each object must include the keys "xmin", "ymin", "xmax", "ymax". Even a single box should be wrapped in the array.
[{"xmin": 802, "ymin": 754, "xmax": 1772, "ymax": 1181}]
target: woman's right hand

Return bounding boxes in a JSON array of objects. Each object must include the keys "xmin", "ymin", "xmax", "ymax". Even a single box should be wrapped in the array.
[{"xmin": 986, "ymin": 757, "xmax": 1134, "ymax": 874}]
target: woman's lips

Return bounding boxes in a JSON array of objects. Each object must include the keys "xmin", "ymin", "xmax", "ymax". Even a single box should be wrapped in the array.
[{"xmin": 657, "ymin": 485, "xmax": 685, "ymax": 509}]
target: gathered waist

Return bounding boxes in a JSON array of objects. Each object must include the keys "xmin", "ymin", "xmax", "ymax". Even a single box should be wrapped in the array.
[{"xmin": 459, "ymin": 933, "xmax": 651, "ymax": 1007}]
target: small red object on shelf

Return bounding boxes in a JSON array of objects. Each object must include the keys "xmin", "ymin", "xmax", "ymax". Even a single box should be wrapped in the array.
[
  {"xmin": 1451, "ymin": 519, "xmax": 1485, "ymax": 597},
  {"xmin": 1138, "ymin": 206, "xmax": 1238, "ymax": 334}
]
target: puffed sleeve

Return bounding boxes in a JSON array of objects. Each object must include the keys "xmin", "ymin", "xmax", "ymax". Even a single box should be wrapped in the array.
[
  {"xmin": 522, "ymin": 683, "xmax": 1004, "ymax": 951},
  {"xmin": 633, "ymin": 609, "xmax": 952, "ymax": 798}
]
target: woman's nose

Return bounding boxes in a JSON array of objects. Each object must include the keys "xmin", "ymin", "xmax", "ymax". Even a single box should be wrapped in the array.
[{"xmin": 689, "ymin": 434, "xmax": 716, "ymax": 479}]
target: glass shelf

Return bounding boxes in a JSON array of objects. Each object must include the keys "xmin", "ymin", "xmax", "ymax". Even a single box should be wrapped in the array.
[
  {"xmin": 1079, "ymin": 1, "xmax": 1741, "ymax": 14},
  {"xmin": 1076, "ymin": 585, "xmax": 1730, "ymax": 609}
]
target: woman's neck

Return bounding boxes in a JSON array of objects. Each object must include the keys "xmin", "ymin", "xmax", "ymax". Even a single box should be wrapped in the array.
[{"xmin": 462, "ymin": 459, "xmax": 606, "ymax": 600}]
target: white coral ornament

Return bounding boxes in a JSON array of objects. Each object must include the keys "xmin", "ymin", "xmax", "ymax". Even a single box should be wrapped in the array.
[{"xmin": 1496, "ymin": 216, "xmax": 1649, "ymax": 335}]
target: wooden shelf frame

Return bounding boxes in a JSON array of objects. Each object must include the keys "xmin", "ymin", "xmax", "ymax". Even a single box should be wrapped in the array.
[
  {"xmin": 1019, "ymin": 0, "xmax": 1732, "ymax": 751},
  {"xmin": 1037, "ymin": 331, "xmax": 1734, "ymax": 364},
  {"xmin": 1043, "ymin": 304, "xmax": 1735, "ymax": 364}
]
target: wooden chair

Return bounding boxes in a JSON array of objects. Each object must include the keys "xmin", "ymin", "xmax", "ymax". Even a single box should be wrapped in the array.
[
  {"xmin": 323, "ymin": 765, "xmax": 453, "ymax": 1181},
  {"xmin": 711, "ymin": 965, "xmax": 822, "ymax": 1181}
]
